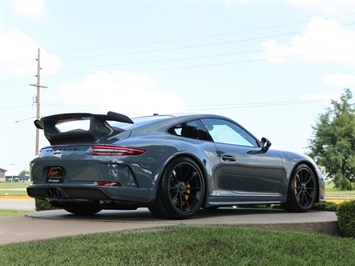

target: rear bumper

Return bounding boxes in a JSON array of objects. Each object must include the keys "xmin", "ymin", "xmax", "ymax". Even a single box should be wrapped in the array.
[{"xmin": 27, "ymin": 184, "xmax": 154, "ymax": 205}]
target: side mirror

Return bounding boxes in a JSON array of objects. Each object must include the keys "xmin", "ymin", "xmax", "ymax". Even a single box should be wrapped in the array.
[{"xmin": 261, "ymin": 137, "xmax": 272, "ymax": 153}]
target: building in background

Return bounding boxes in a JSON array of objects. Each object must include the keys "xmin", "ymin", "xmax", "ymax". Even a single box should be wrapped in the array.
[{"xmin": 0, "ymin": 168, "xmax": 7, "ymax": 182}]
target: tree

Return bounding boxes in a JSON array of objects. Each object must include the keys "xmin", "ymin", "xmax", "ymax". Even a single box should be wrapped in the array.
[
  {"xmin": 307, "ymin": 88, "xmax": 355, "ymax": 190},
  {"xmin": 19, "ymin": 170, "xmax": 30, "ymax": 176}
]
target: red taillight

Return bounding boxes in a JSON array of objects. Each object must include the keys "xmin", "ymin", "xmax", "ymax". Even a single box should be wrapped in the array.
[
  {"xmin": 90, "ymin": 145, "xmax": 146, "ymax": 156},
  {"xmin": 98, "ymin": 181, "xmax": 122, "ymax": 187}
]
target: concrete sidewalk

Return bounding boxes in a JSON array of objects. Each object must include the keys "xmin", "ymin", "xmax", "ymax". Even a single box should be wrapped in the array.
[
  {"xmin": 0, "ymin": 208, "xmax": 340, "ymax": 245},
  {"xmin": 0, "ymin": 197, "xmax": 35, "ymax": 210}
]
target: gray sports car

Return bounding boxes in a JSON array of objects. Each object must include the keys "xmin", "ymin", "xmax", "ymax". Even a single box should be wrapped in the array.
[{"xmin": 27, "ymin": 111, "xmax": 326, "ymax": 219}]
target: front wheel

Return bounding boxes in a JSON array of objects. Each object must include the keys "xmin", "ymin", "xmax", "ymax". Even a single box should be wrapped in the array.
[
  {"xmin": 149, "ymin": 157, "xmax": 205, "ymax": 219},
  {"xmin": 283, "ymin": 164, "xmax": 318, "ymax": 212}
]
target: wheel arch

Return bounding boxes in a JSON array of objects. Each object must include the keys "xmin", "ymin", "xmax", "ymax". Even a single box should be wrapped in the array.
[
  {"xmin": 289, "ymin": 160, "xmax": 320, "ymax": 203},
  {"xmin": 155, "ymin": 152, "xmax": 209, "ymax": 204}
]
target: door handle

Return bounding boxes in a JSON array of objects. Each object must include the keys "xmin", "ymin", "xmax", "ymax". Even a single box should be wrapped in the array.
[{"xmin": 221, "ymin": 154, "xmax": 237, "ymax": 162}]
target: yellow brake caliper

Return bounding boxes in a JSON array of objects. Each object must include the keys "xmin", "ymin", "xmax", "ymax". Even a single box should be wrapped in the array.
[{"xmin": 183, "ymin": 183, "xmax": 191, "ymax": 204}]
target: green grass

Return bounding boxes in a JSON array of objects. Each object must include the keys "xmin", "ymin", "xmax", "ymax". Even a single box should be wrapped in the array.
[
  {"xmin": 0, "ymin": 182, "xmax": 30, "ymax": 189},
  {"xmin": 0, "ymin": 182, "xmax": 29, "ymax": 196},
  {"xmin": 0, "ymin": 190, "xmax": 28, "ymax": 196},
  {"xmin": 325, "ymin": 181, "xmax": 353, "ymax": 192},
  {"xmin": 0, "ymin": 225, "xmax": 354, "ymax": 265},
  {"xmin": 0, "ymin": 209, "xmax": 30, "ymax": 217},
  {"xmin": 0, "ymin": 181, "xmax": 354, "ymax": 264},
  {"xmin": 325, "ymin": 181, "xmax": 355, "ymax": 200}
]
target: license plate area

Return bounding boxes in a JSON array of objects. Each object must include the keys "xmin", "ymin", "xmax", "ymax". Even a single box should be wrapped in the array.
[{"xmin": 47, "ymin": 166, "xmax": 64, "ymax": 183}]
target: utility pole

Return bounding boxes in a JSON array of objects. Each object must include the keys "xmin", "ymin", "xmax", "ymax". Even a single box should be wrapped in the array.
[{"xmin": 29, "ymin": 48, "xmax": 48, "ymax": 156}]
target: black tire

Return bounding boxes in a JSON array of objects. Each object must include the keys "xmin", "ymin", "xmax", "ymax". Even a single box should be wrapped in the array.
[
  {"xmin": 149, "ymin": 157, "xmax": 205, "ymax": 219},
  {"xmin": 63, "ymin": 202, "xmax": 102, "ymax": 215},
  {"xmin": 283, "ymin": 164, "xmax": 317, "ymax": 212}
]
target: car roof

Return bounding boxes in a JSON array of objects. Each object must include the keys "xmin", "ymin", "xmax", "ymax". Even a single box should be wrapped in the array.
[
  {"xmin": 111, "ymin": 113, "xmax": 235, "ymax": 131},
  {"xmin": 133, "ymin": 113, "xmax": 232, "ymax": 120}
]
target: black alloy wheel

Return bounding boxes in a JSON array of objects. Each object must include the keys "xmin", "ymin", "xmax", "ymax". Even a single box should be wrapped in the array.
[
  {"xmin": 283, "ymin": 164, "xmax": 318, "ymax": 212},
  {"xmin": 149, "ymin": 156, "xmax": 205, "ymax": 219}
]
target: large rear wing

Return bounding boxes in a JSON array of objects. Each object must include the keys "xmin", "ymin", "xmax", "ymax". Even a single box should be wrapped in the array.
[{"xmin": 34, "ymin": 111, "xmax": 133, "ymax": 145}]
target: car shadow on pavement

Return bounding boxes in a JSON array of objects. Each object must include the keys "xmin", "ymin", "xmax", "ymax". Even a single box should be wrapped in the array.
[
  {"xmin": 27, "ymin": 207, "xmax": 291, "ymax": 222},
  {"xmin": 25, "ymin": 207, "xmax": 340, "ymax": 236}
]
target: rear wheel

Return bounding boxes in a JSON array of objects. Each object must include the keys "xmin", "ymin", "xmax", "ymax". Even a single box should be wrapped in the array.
[
  {"xmin": 283, "ymin": 164, "xmax": 317, "ymax": 212},
  {"xmin": 149, "ymin": 157, "xmax": 205, "ymax": 219},
  {"xmin": 63, "ymin": 202, "xmax": 102, "ymax": 215}
]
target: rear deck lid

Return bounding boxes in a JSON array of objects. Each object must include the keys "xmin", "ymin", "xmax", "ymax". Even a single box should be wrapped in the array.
[{"xmin": 35, "ymin": 111, "xmax": 133, "ymax": 145}]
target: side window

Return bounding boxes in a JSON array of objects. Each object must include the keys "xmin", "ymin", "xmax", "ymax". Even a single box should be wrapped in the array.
[
  {"xmin": 168, "ymin": 120, "xmax": 212, "ymax": 141},
  {"xmin": 201, "ymin": 119, "xmax": 259, "ymax": 147}
]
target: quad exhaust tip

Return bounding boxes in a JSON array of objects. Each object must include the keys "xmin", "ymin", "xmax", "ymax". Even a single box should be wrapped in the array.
[{"xmin": 45, "ymin": 188, "xmax": 68, "ymax": 199}]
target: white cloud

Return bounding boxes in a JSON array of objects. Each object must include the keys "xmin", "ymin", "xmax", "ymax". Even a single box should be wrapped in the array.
[
  {"xmin": 260, "ymin": 18, "xmax": 355, "ymax": 65},
  {"xmin": 325, "ymin": 73, "xmax": 355, "ymax": 87},
  {"xmin": 0, "ymin": 29, "xmax": 62, "ymax": 76},
  {"xmin": 55, "ymin": 70, "xmax": 187, "ymax": 116},
  {"xmin": 298, "ymin": 73, "xmax": 354, "ymax": 102},
  {"xmin": 9, "ymin": 0, "xmax": 47, "ymax": 19},
  {"xmin": 287, "ymin": 0, "xmax": 354, "ymax": 15}
]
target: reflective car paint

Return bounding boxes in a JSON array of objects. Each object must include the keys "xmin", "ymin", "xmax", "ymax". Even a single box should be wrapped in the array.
[{"xmin": 27, "ymin": 112, "xmax": 326, "ymax": 218}]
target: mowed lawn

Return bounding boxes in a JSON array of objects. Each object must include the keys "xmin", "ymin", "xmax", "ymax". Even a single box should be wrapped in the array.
[
  {"xmin": 0, "ymin": 182, "xmax": 29, "ymax": 196},
  {"xmin": 0, "ymin": 225, "xmax": 354, "ymax": 265},
  {"xmin": 325, "ymin": 181, "xmax": 355, "ymax": 200},
  {"xmin": 1, "ymin": 182, "xmax": 354, "ymax": 265}
]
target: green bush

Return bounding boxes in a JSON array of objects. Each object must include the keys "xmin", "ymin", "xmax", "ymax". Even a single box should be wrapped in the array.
[
  {"xmin": 35, "ymin": 198, "xmax": 62, "ymax": 211},
  {"xmin": 336, "ymin": 200, "xmax": 355, "ymax": 238},
  {"xmin": 313, "ymin": 201, "xmax": 339, "ymax": 212}
]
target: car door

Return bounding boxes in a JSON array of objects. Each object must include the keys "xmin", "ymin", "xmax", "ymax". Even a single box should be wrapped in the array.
[{"xmin": 200, "ymin": 118, "xmax": 285, "ymax": 197}]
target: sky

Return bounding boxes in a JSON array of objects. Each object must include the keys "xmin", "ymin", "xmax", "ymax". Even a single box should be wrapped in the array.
[{"xmin": 1, "ymin": 0, "xmax": 354, "ymax": 176}]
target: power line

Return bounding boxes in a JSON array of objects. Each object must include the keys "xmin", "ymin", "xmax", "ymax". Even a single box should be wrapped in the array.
[
  {"xmin": 35, "ymin": 98, "xmax": 329, "ymax": 109},
  {"xmin": 59, "ymin": 31, "xmax": 306, "ymax": 59},
  {"xmin": 48, "ymin": 13, "xmax": 354, "ymax": 54},
  {"xmin": 57, "ymin": 22, "xmax": 354, "ymax": 60},
  {"xmin": 1, "ymin": 99, "xmax": 332, "ymax": 131},
  {"xmin": 1, "ymin": 75, "xmax": 33, "ymax": 86},
  {"xmin": 58, "ymin": 37, "xmax": 352, "ymax": 69},
  {"xmin": 2, "ymin": 14, "xmax": 353, "ymax": 83},
  {"xmin": 2, "ymin": 119, "xmax": 33, "ymax": 128},
  {"xmin": 187, "ymin": 100, "xmax": 331, "ymax": 112},
  {"xmin": 41, "ymin": 46, "xmax": 354, "ymax": 76},
  {"xmin": 0, "ymin": 104, "xmax": 33, "ymax": 110}
]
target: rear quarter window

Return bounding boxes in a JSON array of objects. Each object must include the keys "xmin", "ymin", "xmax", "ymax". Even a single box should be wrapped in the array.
[{"xmin": 168, "ymin": 120, "xmax": 212, "ymax": 141}]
